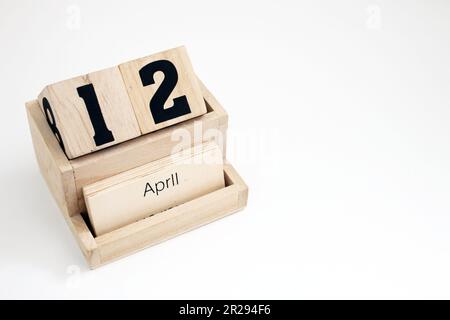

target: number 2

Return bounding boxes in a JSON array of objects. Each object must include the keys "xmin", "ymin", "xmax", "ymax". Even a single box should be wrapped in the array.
[{"xmin": 139, "ymin": 60, "xmax": 192, "ymax": 124}]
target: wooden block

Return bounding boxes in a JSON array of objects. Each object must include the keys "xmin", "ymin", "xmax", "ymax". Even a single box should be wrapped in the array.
[
  {"xmin": 38, "ymin": 67, "xmax": 141, "ymax": 159},
  {"xmin": 119, "ymin": 46, "xmax": 207, "ymax": 134},
  {"xmin": 83, "ymin": 142, "xmax": 225, "ymax": 236}
]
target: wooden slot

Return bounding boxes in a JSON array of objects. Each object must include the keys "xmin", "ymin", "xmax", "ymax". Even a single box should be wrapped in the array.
[
  {"xmin": 73, "ymin": 163, "xmax": 246, "ymax": 268},
  {"xmin": 84, "ymin": 142, "xmax": 225, "ymax": 236}
]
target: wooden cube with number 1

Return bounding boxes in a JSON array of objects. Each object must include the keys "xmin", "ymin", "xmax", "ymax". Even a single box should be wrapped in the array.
[{"xmin": 38, "ymin": 67, "xmax": 141, "ymax": 159}]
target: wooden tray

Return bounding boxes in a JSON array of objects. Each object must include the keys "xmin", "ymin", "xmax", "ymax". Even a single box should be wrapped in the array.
[{"xmin": 26, "ymin": 80, "xmax": 248, "ymax": 268}]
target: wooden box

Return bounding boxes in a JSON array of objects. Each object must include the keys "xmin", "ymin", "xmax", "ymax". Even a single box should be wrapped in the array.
[{"xmin": 26, "ymin": 80, "xmax": 248, "ymax": 268}]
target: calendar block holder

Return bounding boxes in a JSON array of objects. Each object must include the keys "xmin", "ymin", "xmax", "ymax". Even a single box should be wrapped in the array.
[{"xmin": 26, "ymin": 80, "xmax": 248, "ymax": 269}]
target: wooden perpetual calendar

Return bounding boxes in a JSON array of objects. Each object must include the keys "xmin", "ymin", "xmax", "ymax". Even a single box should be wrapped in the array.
[{"xmin": 25, "ymin": 46, "xmax": 248, "ymax": 268}]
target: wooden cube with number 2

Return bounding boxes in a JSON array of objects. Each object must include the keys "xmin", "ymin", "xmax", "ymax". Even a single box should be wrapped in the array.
[{"xmin": 119, "ymin": 46, "xmax": 207, "ymax": 134}]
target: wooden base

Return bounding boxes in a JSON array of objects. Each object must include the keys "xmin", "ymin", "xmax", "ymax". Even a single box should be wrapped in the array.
[
  {"xmin": 26, "ymin": 79, "xmax": 248, "ymax": 269},
  {"xmin": 70, "ymin": 163, "xmax": 246, "ymax": 268}
]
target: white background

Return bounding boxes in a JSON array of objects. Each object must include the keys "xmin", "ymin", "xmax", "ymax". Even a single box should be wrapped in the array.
[{"xmin": 1, "ymin": 0, "xmax": 450, "ymax": 299}]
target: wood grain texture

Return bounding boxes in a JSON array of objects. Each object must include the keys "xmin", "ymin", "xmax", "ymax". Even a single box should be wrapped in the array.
[
  {"xmin": 84, "ymin": 142, "xmax": 225, "ymax": 236},
  {"xmin": 38, "ymin": 67, "xmax": 141, "ymax": 159},
  {"xmin": 119, "ymin": 46, "xmax": 207, "ymax": 134}
]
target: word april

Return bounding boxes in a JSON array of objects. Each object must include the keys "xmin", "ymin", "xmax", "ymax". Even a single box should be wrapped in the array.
[{"xmin": 143, "ymin": 172, "xmax": 179, "ymax": 197}]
